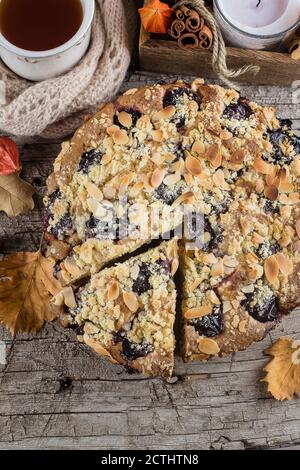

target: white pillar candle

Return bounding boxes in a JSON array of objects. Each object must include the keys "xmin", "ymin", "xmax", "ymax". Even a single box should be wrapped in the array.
[{"xmin": 214, "ymin": 0, "xmax": 300, "ymax": 50}]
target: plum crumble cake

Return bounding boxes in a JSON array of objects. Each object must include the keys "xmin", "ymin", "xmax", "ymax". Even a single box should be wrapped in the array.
[
  {"xmin": 45, "ymin": 78, "xmax": 300, "ymax": 375},
  {"xmin": 52, "ymin": 241, "xmax": 178, "ymax": 377}
]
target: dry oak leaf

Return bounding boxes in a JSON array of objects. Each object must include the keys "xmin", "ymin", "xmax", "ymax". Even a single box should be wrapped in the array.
[
  {"xmin": 0, "ymin": 172, "xmax": 34, "ymax": 217},
  {"xmin": 139, "ymin": 0, "xmax": 174, "ymax": 34},
  {"xmin": 263, "ymin": 337, "xmax": 300, "ymax": 401},
  {"xmin": 0, "ymin": 252, "xmax": 62, "ymax": 335}
]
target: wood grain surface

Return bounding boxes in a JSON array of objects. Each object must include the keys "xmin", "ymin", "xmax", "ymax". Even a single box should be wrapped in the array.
[{"xmin": 0, "ymin": 72, "xmax": 300, "ymax": 450}]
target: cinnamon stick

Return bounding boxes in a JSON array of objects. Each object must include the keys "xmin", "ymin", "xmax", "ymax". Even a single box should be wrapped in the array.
[
  {"xmin": 169, "ymin": 19, "xmax": 186, "ymax": 39},
  {"xmin": 178, "ymin": 33, "xmax": 199, "ymax": 49},
  {"xmin": 199, "ymin": 25, "xmax": 213, "ymax": 49},
  {"xmin": 185, "ymin": 11, "xmax": 204, "ymax": 33}
]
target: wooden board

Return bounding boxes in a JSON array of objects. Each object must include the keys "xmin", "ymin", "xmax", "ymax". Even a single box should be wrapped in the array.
[
  {"xmin": 0, "ymin": 72, "xmax": 300, "ymax": 450},
  {"xmin": 139, "ymin": 11, "xmax": 300, "ymax": 86}
]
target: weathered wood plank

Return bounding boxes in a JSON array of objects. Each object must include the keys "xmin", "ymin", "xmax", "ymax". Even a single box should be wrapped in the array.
[{"xmin": 0, "ymin": 71, "xmax": 300, "ymax": 450}]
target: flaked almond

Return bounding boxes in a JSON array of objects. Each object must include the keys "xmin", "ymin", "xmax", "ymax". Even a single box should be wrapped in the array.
[
  {"xmin": 151, "ymin": 168, "xmax": 166, "ymax": 188},
  {"xmin": 192, "ymin": 140, "xmax": 205, "ymax": 154},
  {"xmin": 123, "ymin": 291, "xmax": 139, "ymax": 313},
  {"xmin": 141, "ymin": 172, "xmax": 153, "ymax": 191},
  {"xmin": 207, "ymin": 290, "xmax": 221, "ymax": 305},
  {"xmin": 156, "ymin": 105, "xmax": 176, "ymax": 120},
  {"xmin": 151, "ymin": 152, "xmax": 165, "ymax": 166},
  {"xmin": 171, "ymin": 258, "xmax": 179, "ymax": 276},
  {"xmin": 117, "ymin": 111, "xmax": 133, "ymax": 128},
  {"xmin": 87, "ymin": 197, "xmax": 100, "ymax": 215},
  {"xmin": 198, "ymin": 337, "xmax": 220, "ymax": 355},
  {"xmin": 164, "ymin": 172, "xmax": 181, "ymax": 186},
  {"xmin": 102, "ymin": 154, "xmax": 112, "ymax": 165},
  {"xmin": 123, "ymin": 88, "xmax": 138, "ymax": 95},
  {"xmin": 107, "ymin": 125, "xmax": 119, "ymax": 136},
  {"xmin": 152, "ymin": 129, "xmax": 164, "ymax": 142},
  {"xmin": 107, "ymin": 281, "xmax": 120, "ymax": 301},
  {"xmin": 239, "ymin": 216, "xmax": 251, "ymax": 236},
  {"xmin": 253, "ymin": 156, "xmax": 274, "ymax": 175},
  {"xmin": 220, "ymin": 129, "xmax": 232, "ymax": 140},
  {"xmin": 211, "ymin": 259, "xmax": 224, "ymax": 277},
  {"xmin": 279, "ymin": 193, "xmax": 300, "ymax": 205},
  {"xmin": 212, "ymin": 169, "xmax": 229, "ymax": 189},
  {"xmin": 103, "ymin": 186, "xmax": 116, "ymax": 200},
  {"xmin": 184, "ymin": 305, "xmax": 212, "ymax": 319},
  {"xmin": 238, "ymin": 320, "xmax": 248, "ymax": 333},
  {"xmin": 202, "ymin": 253, "xmax": 218, "ymax": 264},
  {"xmin": 119, "ymin": 172, "xmax": 135, "ymax": 195},
  {"xmin": 232, "ymin": 299, "xmax": 240, "ymax": 310},
  {"xmin": 185, "ymin": 155, "xmax": 202, "ymax": 175},
  {"xmin": 223, "ymin": 300, "xmax": 231, "ymax": 313},
  {"xmin": 64, "ymin": 258, "xmax": 83, "ymax": 277},
  {"xmin": 197, "ymin": 173, "xmax": 213, "ymax": 190},
  {"xmin": 252, "ymin": 232, "xmax": 265, "ymax": 244},
  {"xmin": 256, "ymin": 179, "xmax": 265, "ymax": 193},
  {"xmin": 191, "ymin": 78, "xmax": 204, "ymax": 91},
  {"xmin": 296, "ymin": 220, "xmax": 300, "ymax": 238},
  {"xmin": 168, "ymin": 239, "xmax": 178, "ymax": 259},
  {"xmin": 275, "ymin": 253, "xmax": 293, "ymax": 276},
  {"xmin": 241, "ymin": 284, "xmax": 255, "ymax": 294},
  {"xmin": 280, "ymin": 205, "xmax": 292, "ymax": 219},
  {"xmin": 129, "ymin": 182, "xmax": 144, "ymax": 198},
  {"xmin": 51, "ymin": 291, "xmax": 64, "ymax": 307},
  {"xmin": 113, "ymin": 129, "xmax": 129, "ymax": 145},
  {"xmin": 230, "ymin": 149, "xmax": 245, "ymax": 165},
  {"xmin": 264, "ymin": 185, "xmax": 279, "ymax": 201},
  {"xmin": 279, "ymin": 233, "xmax": 291, "ymax": 248},
  {"xmin": 86, "ymin": 182, "xmax": 103, "ymax": 202},
  {"xmin": 291, "ymin": 156, "xmax": 300, "ymax": 176},
  {"xmin": 246, "ymin": 252, "xmax": 259, "ymax": 264},
  {"xmin": 171, "ymin": 192, "xmax": 194, "ymax": 209},
  {"xmin": 62, "ymin": 287, "xmax": 76, "ymax": 309},
  {"xmin": 264, "ymin": 256, "xmax": 279, "ymax": 286},
  {"xmin": 205, "ymin": 143, "xmax": 222, "ymax": 168},
  {"xmin": 223, "ymin": 255, "xmax": 239, "ymax": 268},
  {"xmin": 294, "ymin": 240, "xmax": 300, "ymax": 252},
  {"xmin": 189, "ymin": 278, "xmax": 202, "ymax": 292}
]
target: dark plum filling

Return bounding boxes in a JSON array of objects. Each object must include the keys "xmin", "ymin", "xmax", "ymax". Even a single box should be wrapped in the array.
[
  {"xmin": 154, "ymin": 183, "xmax": 183, "ymax": 206},
  {"xmin": 78, "ymin": 149, "xmax": 103, "ymax": 174},
  {"xmin": 163, "ymin": 87, "xmax": 201, "ymax": 129},
  {"xmin": 263, "ymin": 198, "xmax": 280, "ymax": 215},
  {"xmin": 163, "ymin": 87, "xmax": 201, "ymax": 108},
  {"xmin": 113, "ymin": 333, "xmax": 154, "ymax": 361},
  {"xmin": 255, "ymin": 241, "xmax": 280, "ymax": 260},
  {"xmin": 242, "ymin": 288, "xmax": 279, "ymax": 323},
  {"xmin": 48, "ymin": 188, "xmax": 61, "ymax": 206},
  {"xmin": 156, "ymin": 258, "xmax": 171, "ymax": 275},
  {"xmin": 204, "ymin": 191, "xmax": 233, "ymax": 216},
  {"xmin": 114, "ymin": 106, "xmax": 142, "ymax": 129},
  {"xmin": 185, "ymin": 212, "xmax": 223, "ymax": 252},
  {"xmin": 85, "ymin": 215, "xmax": 120, "ymax": 241},
  {"xmin": 223, "ymin": 97, "xmax": 253, "ymax": 120},
  {"xmin": 132, "ymin": 263, "xmax": 151, "ymax": 295},
  {"xmin": 191, "ymin": 304, "xmax": 224, "ymax": 338},
  {"xmin": 50, "ymin": 213, "xmax": 74, "ymax": 239}
]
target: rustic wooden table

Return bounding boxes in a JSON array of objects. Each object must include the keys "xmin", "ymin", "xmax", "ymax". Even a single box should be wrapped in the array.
[{"xmin": 0, "ymin": 72, "xmax": 300, "ymax": 450}]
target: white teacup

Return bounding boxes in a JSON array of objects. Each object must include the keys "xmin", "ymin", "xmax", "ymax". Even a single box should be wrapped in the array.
[{"xmin": 0, "ymin": 0, "xmax": 95, "ymax": 81}]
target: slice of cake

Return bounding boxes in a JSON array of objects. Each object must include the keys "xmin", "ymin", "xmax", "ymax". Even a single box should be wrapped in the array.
[{"xmin": 57, "ymin": 241, "xmax": 178, "ymax": 377}]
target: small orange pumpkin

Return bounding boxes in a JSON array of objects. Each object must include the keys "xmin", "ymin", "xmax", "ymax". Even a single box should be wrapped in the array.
[{"xmin": 139, "ymin": 0, "xmax": 174, "ymax": 34}]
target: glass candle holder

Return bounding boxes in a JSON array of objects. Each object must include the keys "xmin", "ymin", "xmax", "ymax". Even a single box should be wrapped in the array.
[{"xmin": 214, "ymin": 0, "xmax": 300, "ymax": 50}]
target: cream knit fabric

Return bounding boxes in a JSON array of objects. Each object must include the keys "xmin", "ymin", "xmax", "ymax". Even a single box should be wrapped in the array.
[{"xmin": 0, "ymin": 0, "xmax": 137, "ymax": 139}]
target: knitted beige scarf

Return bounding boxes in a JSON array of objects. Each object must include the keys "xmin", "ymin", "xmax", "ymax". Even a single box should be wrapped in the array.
[{"xmin": 0, "ymin": 0, "xmax": 137, "ymax": 140}]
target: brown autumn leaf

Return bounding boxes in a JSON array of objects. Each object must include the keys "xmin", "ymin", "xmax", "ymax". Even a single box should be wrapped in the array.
[
  {"xmin": 263, "ymin": 337, "xmax": 300, "ymax": 401},
  {"xmin": 0, "ymin": 251, "xmax": 62, "ymax": 335},
  {"xmin": 0, "ymin": 172, "xmax": 34, "ymax": 217}
]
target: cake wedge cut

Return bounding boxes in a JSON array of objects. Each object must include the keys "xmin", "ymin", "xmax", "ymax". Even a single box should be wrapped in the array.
[{"xmin": 57, "ymin": 240, "xmax": 179, "ymax": 377}]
